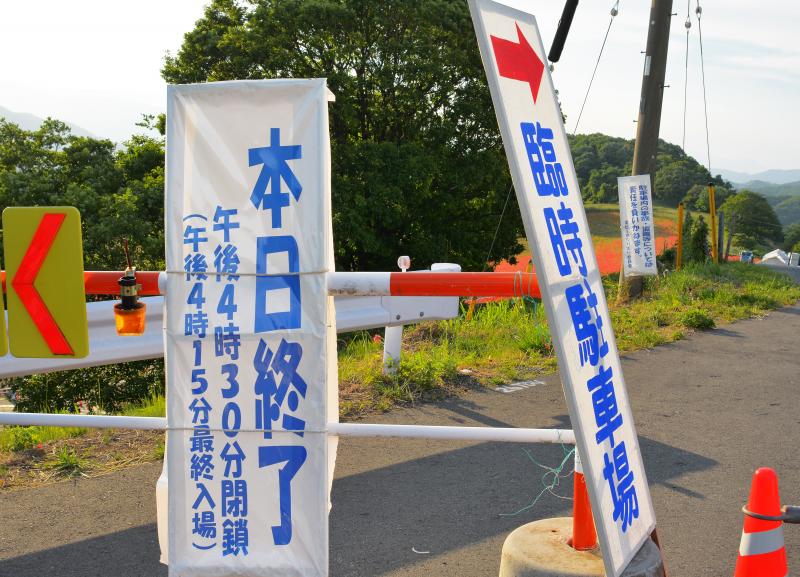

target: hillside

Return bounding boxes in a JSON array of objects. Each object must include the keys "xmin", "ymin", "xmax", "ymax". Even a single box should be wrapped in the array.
[
  {"xmin": 497, "ymin": 204, "xmax": 679, "ymax": 276},
  {"xmin": 568, "ymin": 133, "xmax": 798, "ymax": 229},
  {"xmin": 568, "ymin": 133, "xmax": 727, "ymax": 207},
  {"xmin": 771, "ymin": 196, "xmax": 800, "ymax": 227},
  {"xmin": 717, "ymin": 168, "xmax": 800, "ymax": 185},
  {"xmin": 735, "ymin": 179, "xmax": 800, "ymax": 198},
  {"xmin": 0, "ymin": 106, "xmax": 94, "ymax": 138},
  {"xmin": 732, "ymin": 180, "xmax": 800, "ymax": 227}
]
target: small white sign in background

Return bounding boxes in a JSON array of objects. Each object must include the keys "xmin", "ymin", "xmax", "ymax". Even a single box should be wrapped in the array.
[{"xmin": 618, "ymin": 174, "xmax": 658, "ymax": 277}]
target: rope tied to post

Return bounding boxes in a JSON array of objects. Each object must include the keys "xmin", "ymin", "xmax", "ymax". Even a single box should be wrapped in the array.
[
  {"xmin": 743, "ymin": 505, "xmax": 800, "ymax": 524},
  {"xmin": 500, "ymin": 444, "xmax": 576, "ymax": 517}
]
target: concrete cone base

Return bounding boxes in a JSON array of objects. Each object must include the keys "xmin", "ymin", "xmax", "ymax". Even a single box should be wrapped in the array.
[{"xmin": 499, "ymin": 518, "xmax": 664, "ymax": 577}]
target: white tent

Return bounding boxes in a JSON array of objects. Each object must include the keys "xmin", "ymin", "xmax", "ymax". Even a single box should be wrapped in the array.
[{"xmin": 761, "ymin": 249, "xmax": 789, "ymax": 266}]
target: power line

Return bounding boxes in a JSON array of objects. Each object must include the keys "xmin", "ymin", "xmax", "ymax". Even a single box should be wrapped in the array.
[
  {"xmin": 572, "ymin": 1, "xmax": 620, "ymax": 135},
  {"xmin": 482, "ymin": 182, "xmax": 514, "ymax": 271},
  {"xmin": 696, "ymin": 1, "xmax": 712, "ymax": 174},
  {"xmin": 682, "ymin": 0, "xmax": 691, "ymax": 150}
]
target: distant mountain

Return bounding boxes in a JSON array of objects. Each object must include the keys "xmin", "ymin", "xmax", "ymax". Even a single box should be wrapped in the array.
[
  {"xmin": 735, "ymin": 180, "xmax": 800, "ymax": 228},
  {"xmin": 736, "ymin": 180, "xmax": 800, "ymax": 198},
  {"xmin": 718, "ymin": 168, "xmax": 800, "ymax": 185},
  {"xmin": 0, "ymin": 105, "xmax": 95, "ymax": 139}
]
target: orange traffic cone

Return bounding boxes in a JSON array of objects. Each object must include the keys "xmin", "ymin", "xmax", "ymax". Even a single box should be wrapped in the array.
[
  {"xmin": 734, "ymin": 467, "xmax": 787, "ymax": 577},
  {"xmin": 570, "ymin": 448, "xmax": 597, "ymax": 551}
]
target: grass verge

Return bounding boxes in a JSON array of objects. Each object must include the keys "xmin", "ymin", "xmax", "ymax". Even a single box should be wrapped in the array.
[
  {"xmin": 1, "ymin": 262, "xmax": 798, "ymax": 488},
  {"xmin": 0, "ymin": 396, "xmax": 167, "ymax": 489},
  {"xmin": 339, "ymin": 262, "xmax": 800, "ymax": 417}
]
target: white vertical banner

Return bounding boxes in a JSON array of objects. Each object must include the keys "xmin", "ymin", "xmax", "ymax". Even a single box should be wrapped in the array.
[
  {"xmin": 618, "ymin": 175, "xmax": 658, "ymax": 277},
  {"xmin": 165, "ymin": 79, "xmax": 337, "ymax": 577},
  {"xmin": 468, "ymin": 2, "xmax": 656, "ymax": 576}
]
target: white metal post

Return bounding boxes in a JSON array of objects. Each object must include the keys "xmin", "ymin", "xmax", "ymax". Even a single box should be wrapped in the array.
[
  {"xmin": 380, "ymin": 260, "xmax": 462, "ymax": 374},
  {"xmin": 382, "ymin": 326, "xmax": 403, "ymax": 374},
  {"xmin": 382, "ymin": 256, "xmax": 410, "ymax": 374}
]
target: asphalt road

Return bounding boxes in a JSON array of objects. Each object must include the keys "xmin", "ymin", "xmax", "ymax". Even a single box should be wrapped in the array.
[
  {"xmin": 762, "ymin": 261, "xmax": 800, "ymax": 284},
  {"xmin": 2, "ymin": 299, "xmax": 800, "ymax": 576}
]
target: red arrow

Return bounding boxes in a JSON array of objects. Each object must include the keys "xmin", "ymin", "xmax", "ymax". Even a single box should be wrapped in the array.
[
  {"xmin": 11, "ymin": 213, "xmax": 74, "ymax": 355},
  {"xmin": 490, "ymin": 23, "xmax": 545, "ymax": 104}
]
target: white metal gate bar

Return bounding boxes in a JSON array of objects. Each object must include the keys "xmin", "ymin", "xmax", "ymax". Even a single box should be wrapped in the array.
[
  {"xmin": 0, "ymin": 412, "xmax": 574, "ymax": 445},
  {"xmin": 327, "ymin": 422, "xmax": 575, "ymax": 444}
]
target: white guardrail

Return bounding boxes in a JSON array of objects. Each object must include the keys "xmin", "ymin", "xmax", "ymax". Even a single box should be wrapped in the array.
[
  {"xmin": 0, "ymin": 259, "xmax": 579, "ymax": 567},
  {"xmin": 0, "ymin": 263, "xmax": 461, "ymax": 380}
]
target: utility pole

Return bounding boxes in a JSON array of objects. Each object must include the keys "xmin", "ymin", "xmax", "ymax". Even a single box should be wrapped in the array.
[
  {"xmin": 618, "ymin": 0, "xmax": 673, "ymax": 302},
  {"xmin": 724, "ymin": 213, "xmax": 735, "ymax": 261}
]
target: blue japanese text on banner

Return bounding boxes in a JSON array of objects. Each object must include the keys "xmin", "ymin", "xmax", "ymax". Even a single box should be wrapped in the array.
[{"xmin": 165, "ymin": 79, "xmax": 337, "ymax": 577}]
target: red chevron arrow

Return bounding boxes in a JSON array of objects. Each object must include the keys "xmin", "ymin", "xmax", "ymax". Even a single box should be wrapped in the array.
[
  {"xmin": 11, "ymin": 213, "xmax": 74, "ymax": 355},
  {"xmin": 491, "ymin": 23, "xmax": 545, "ymax": 104}
]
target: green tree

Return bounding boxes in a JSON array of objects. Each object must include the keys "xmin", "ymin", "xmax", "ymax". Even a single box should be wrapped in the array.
[
  {"xmin": 783, "ymin": 223, "xmax": 800, "ymax": 252},
  {"xmin": 773, "ymin": 196, "xmax": 800, "ymax": 227},
  {"xmin": 652, "ymin": 159, "xmax": 710, "ymax": 206},
  {"xmin": 682, "ymin": 183, "xmax": 733, "ymax": 212},
  {"xmin": 721, "ymin": 190, "xmax": 783, "ymax": 248},
  {"xmin": 682, "ymin": 210, "xmax": 694, "ymax": 245},
  {"xmin": 0, "ymin": 119, "xmax": 165, "ymax": 271},
  {"xmin": 585, "ymin": 165, "xmax": 619, "ymax": 203},
  {"xmin": 686, "ymin": 215, "xmax": 709, "ymax": 263},
  {"xmin": 0, "ymin": 118, "xmax": 167, "ymax": 411},
  {"xmin": 162, "ymin": 0, "xmax": 523, "ymax": 271}
]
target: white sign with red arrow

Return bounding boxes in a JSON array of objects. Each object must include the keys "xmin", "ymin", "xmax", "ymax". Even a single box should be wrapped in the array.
[{"xmin": 468, "ymin": 1, "xmax": 656, "ymax": 575}]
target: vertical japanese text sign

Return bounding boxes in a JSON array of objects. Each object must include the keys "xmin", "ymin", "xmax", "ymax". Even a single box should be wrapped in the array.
[
  {"xmin": 166, "ymin": 80, "xmax": 338, "ymax": 577},
  {"xmin": 468, "ymin": 2, "xmax": 656, "ymax": 575},
  {"xmin": 618, "ymin": 175, "xmax": 657, "ymax": 277}
]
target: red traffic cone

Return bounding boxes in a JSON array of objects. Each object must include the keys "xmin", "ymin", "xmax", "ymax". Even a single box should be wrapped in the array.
[
  {"xmin": 734, "ymin": 467, "xmax": 787, "ymax": 577},
  {"xmin": 570, "ymin": 448, "xmax": 597, "ymax": 551}
]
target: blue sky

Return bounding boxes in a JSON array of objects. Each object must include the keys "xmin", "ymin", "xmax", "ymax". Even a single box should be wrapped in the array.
[{"xmin": 1, "ymin": 0, "xmax": 796, "ymax": 173}]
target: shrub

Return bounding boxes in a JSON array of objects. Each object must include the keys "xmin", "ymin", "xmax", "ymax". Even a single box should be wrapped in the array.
[
  {"xmin": 686, "ymin": 215, "xmax": 709, "ymax": 264},
  {"xmin": 680, "ymin": 309, "xmax": 715, "ymax": 330},
  {"xmin": 657, "ymin": 245, "xmax": 676, "ymax": 269},
  {"xmin": 375, "ymin": 346, "xmax": 457, "ymax": 405},
  {"xmin": 48, "ymin": 447, "xmax": 86, "ymax": 477},
  {"xmin": 10, "ymin": 359, "xmax": 164, "ymax": 413},
  {"xmin": 1, "ymin": 427, "xmax": 37, "ymax": 452}
]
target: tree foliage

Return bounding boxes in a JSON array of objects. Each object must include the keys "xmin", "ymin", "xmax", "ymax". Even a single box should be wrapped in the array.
[
  {"xmin": 686, "ymin": 215, "xmax": 709, "ymax": 264},
  {"xmin": 0, "ymin": 119, "xmax": 165, "ymax": 270},
  {"xmin": 163, "ymin": 0, "xmax": 523, "ymax": 271},
  {"xmin": 568, "ymin": 133, "xmax": 728, "ymax": 207},
  {"xmin": 771, "ymin": 195, "xmax": 800, "ymax": 227},
  {"xmin": 682, "ymin": 210, "xmax": 694, "ymax": 245},
  {"xmin": 721, "ymin": 190, "xmax": 783, "ymax": 248},
  {"xmin": 10, "ymin": 360, "xmax": 164, "ymax": 413},
  {"xmin": 681, "ymin": 183, "xmax": 733, "ymax": 212},
  {"xmin": 782, "ymin": 223, "xmax": 800, "ymax": 252},
  {"xmin": 0, "ymin": 119, "xmax": 167, "ymax": 411}
]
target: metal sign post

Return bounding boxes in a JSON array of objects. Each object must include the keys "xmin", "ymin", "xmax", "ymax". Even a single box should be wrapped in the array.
[{"xmin": 468, "ymin": 1, "xmax": 657, "ymax": 575}]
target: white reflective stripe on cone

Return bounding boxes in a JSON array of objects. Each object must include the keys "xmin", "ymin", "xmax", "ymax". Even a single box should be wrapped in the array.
[{"xmin": 739, "ymin": 527, "xmax": 785, "ymax": 556}]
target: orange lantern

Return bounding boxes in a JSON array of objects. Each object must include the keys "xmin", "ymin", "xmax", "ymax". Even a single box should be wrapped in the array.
[{"xmin": 114, "ymin": 267, "xmax": 146, "ymax": 336}]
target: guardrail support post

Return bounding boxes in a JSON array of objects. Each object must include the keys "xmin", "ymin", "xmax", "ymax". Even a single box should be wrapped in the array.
[{"xmin": 382, "ymin": 325, "xmax": 402, "ymax": 374}]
